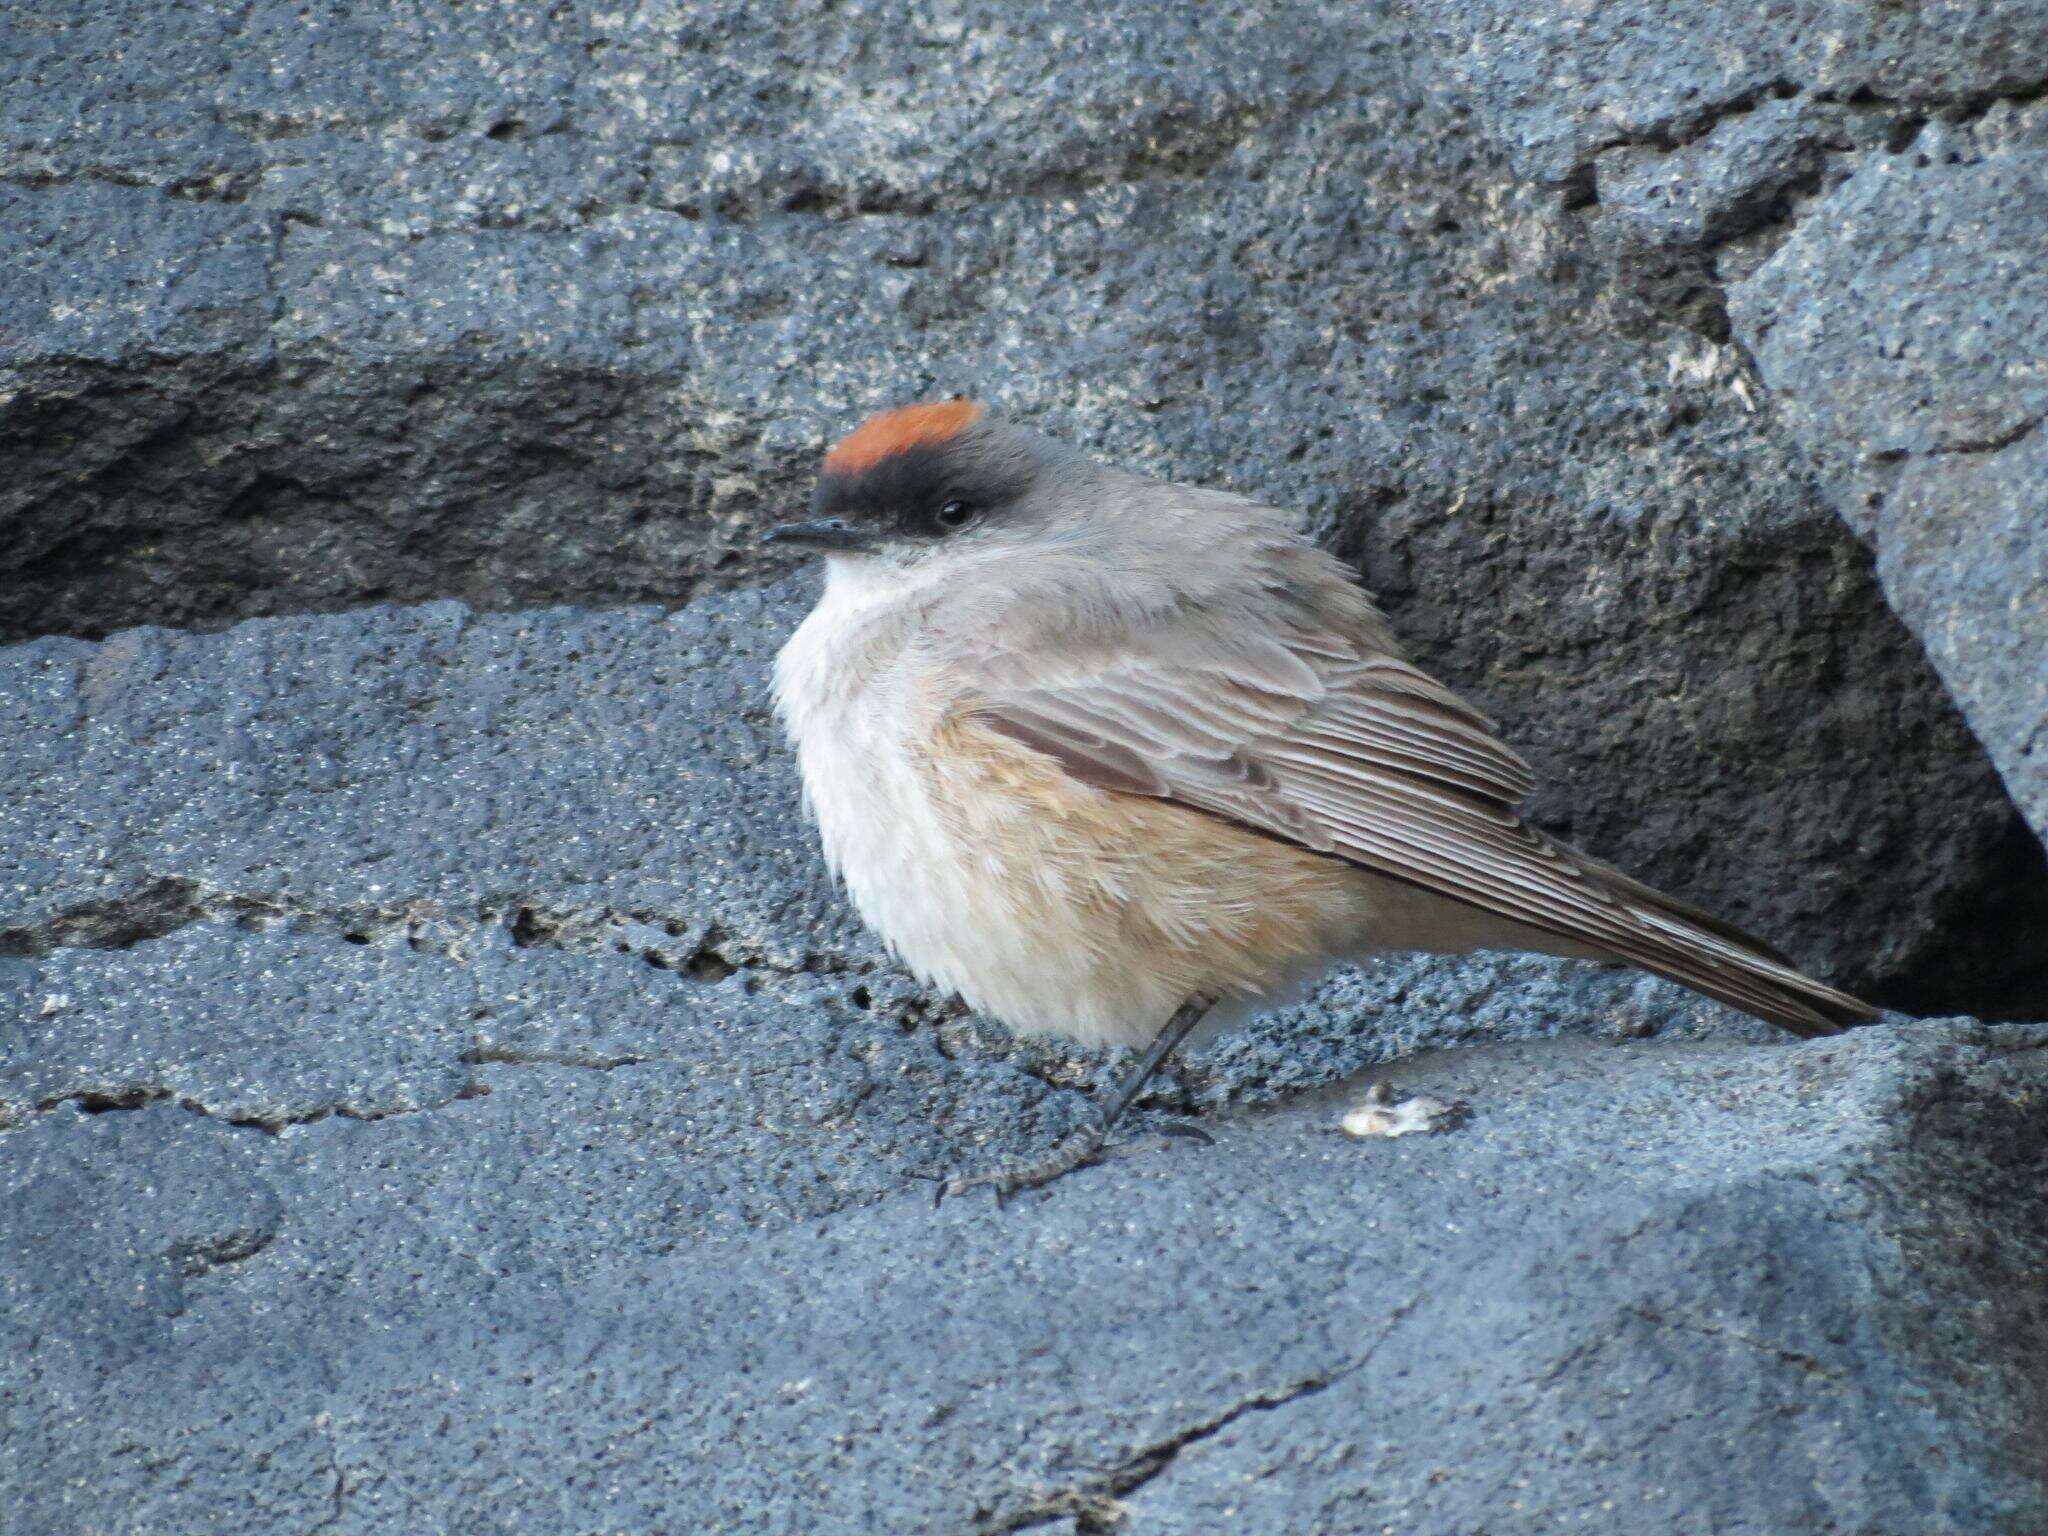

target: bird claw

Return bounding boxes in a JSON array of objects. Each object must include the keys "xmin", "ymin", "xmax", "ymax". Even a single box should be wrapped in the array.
[
  {"xmin": 932, "ymin": 1126, "xmax": 1107, "ymax": 1207},
  {"xmin": 903, "ymin": 1170, "xmax": 956, "ymax": 1210}
]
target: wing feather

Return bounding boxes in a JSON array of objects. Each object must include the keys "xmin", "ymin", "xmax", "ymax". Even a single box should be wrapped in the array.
[{"xmin": 961, "ymin": 591, "xmax": 1871, "ymax": 1037}]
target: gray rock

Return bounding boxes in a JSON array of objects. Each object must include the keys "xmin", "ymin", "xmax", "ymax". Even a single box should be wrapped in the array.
[
  {"xmin": 1728, "ymin": 105, "xmax": 2048, "ymax": 850},
  {"xmin": 2, "ymin": 584, "xmax": 2042, "ymax": 1526},
  {"xmin": 1400, "ymin": 6, "xmax": 2048, "ymax": 869},
  {"xmin": 3, "ymin": 966, "xmax": 2043, "ymax": 1531},
  {"xmin": 1591, "ymin": 95, "xmax": 1855, "ymax": 250},
  {"xmin": 1876, "ymin": 433, "xmax": 2048, "ymax": 851},
  {"xmin": 0, "ymin": 181, "xmax": 275, "ymax": 365},
  {"xmin": 0, "ymin": 589, "xmax": 859, "ymax": 967},
  {"xmin": 5, "ymin": 5, "xmax": 2047, "ymax": 1527},
  {"xmin": 0, "ymin": 911, "xmax": 1778, "ymax": 1250},
  {"xmin": 0, "ymin": 922, "xmax": 478, "ymax": 1129},
  {"xmin": 1403, "ymin": 0, "xmax": 2048, "ymax": 189},
  {"xmin": 2, "ymin": 0, "xmax": 2040, "ymax": 1009},
  {"xmin": 0, "ymin": 586, "xmax": 2034, "ymax": 1014}
]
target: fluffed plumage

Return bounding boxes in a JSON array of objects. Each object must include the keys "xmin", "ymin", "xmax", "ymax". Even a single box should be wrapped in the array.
[{"xmin": 773, "ymin": 405, "xmax": 1876, "ymax": 1052}]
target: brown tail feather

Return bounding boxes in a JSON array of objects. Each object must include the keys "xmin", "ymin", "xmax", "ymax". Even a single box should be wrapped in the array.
[{"xmin": 1571, "ymin": 851, "xmax": 1878, "ymax": 1038}]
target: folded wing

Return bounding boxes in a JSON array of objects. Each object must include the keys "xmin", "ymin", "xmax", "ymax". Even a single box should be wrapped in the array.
[{"xmin": 967, "ymin": 599, "xmax": 1872, "ymax": 1036}]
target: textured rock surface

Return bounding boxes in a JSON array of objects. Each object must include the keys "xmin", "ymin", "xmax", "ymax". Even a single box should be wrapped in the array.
[
  {"xmin": 4, "ymin": 590, "xmax": 2046, "ymax": 1529},
  {"xmin": 1402, "ymin": 1, "xmax": 2048, "ymax": 887},
  {"xmin": 1405, "ymin": 0, "xmax": 2048, "ymax": 190},
  {"xmin": 0, "ymin": 589, "xmax": 855, "ymax": 970},
  {"xmin": 1729, "ymin": 104, "xmax": 2048, "ymax": 850},
  {"xmin": 5, "ymin": 937, "xmax": 2045, "ymax": 1533},
  {"xmin": 7, "ymin": 2, "xmax": 2048, "ymax": 1528},
  {"xmin": 2, "ymin": 0, "xmax": 2043, "ymax": 1010}
]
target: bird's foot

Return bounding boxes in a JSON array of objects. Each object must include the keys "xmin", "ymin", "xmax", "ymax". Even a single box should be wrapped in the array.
[
  {"xmin": 929, "ymin": 1116, "xmax": 1211, "ymax": 1207},
  {"xmin": 934, "ymin": 1125, "xmax": 1104, "ymax": 1206}
]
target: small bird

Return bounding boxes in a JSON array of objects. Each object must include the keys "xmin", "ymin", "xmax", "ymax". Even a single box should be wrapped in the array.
[{"xmin": 768, "ymin": 401, "xmax": 1877, "ymax": 1198}]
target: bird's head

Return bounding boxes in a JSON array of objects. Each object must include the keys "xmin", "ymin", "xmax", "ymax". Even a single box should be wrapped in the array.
[{"xmin": 765, "ymin": 400, "xmax": 1091, "ymax": 575}]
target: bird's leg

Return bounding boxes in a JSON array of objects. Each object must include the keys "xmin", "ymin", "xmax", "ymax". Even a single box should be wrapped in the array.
[
  {"xmin": 1093, "ymin": 994, "xmax": 1216, "ymax": 1142},
  {"xmin": 938, "ymin": 996, "xmax": 1215, "ymax": 1204}
]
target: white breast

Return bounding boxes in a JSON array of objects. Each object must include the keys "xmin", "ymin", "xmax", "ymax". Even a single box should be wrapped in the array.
[
  {"xmin": 772, "ymin": 561, "xmax": 969, "ymax": 985},
  {"xmin": 772, "ymin": 559, "xmax": 1166, "ymax": 1045},
  {"xmin": 771, "ymin": 558, "xmax": 1373, "ymax": 1048}
]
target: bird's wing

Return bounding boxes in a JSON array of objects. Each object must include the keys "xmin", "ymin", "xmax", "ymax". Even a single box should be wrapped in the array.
[
  {"xmin": 964, "ymin": 613, "xmax": 1619, "ymax": 944},
  {"xmin": 962, "ymin": 601, "xmax": 1863, "ymax": 1033}
]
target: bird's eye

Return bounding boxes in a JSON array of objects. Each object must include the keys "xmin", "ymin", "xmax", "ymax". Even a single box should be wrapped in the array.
[{"xmin": 936, "ymin": 499, "xmax": 975, "ymax": 530}]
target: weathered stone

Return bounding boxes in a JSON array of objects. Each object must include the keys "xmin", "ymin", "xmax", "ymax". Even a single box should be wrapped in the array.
[
  {"xmin": 3, "ymin": 973, "xmax": 2042, "ymax": 1532},
  {"xmin": 1401, "ymin": 4, "xmax": 2048, "ymax": 872},
  {"xmin": 1404, "ymin": 0, "xmax": 2048, "ymax": 189},
  {"xmin": 0, "ymin": 592, "xmax": 856, "ymax": 968},
  {"xmin": 1728, "ymin": 104, "xmax": 2048, "ymax": 856},
  {"xmin": 5, "ymin": 2, "xmax": 2048, "ymax": 1525},
  {"xmin": 0, "ymin": 596, "xmax": 2038, "ymax": 1535}
]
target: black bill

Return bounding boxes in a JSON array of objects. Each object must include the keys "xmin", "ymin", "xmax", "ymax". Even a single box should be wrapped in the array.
[{"xmin": 763, "ymin": 518, "xmax": 872, "ymax": 551}]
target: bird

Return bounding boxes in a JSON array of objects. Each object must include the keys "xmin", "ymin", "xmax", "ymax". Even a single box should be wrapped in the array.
[{"xmin": 767, "ymin": 400, "xmax": 1878, "ymax": 1198}]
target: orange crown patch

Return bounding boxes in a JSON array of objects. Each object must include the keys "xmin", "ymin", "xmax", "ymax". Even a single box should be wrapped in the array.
[{"xmin": 824, "ymin": 400, "xmax": 985, "ymax": 476}]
